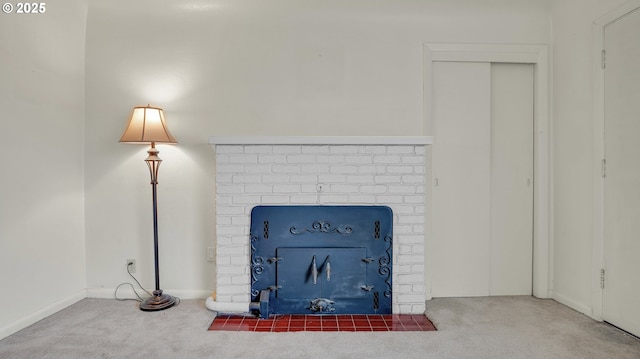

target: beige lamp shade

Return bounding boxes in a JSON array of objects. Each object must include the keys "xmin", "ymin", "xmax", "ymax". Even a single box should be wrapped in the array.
[{"xmin": 119, "ymin": 105, "xmax": 177, "ymax": 144}]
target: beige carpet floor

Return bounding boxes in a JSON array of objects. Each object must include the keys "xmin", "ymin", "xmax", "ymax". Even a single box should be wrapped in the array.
[{"xmin": 1, "ymin": 296, "xmax": 639, "ymax": 359}]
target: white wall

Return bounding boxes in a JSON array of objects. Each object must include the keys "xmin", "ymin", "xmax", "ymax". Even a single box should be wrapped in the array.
[
  {"xmin": 83, "ymin": 0, "xmax": 550, "ymax": 299},
  {"xmin": 0, "ymin": 1, "xmax": 87, "ymax": 339},
  {"xmin": 550, "ymin": 0, "xmax": 628, "ymax": 317}
]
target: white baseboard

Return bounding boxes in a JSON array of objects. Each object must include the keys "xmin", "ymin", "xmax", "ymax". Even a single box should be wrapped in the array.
[
  {"xmin": 552, "ymin": 291, "xmax": 597, "ymax": 320},
  {"xmin": 0, "ymin": 290, "xmax": 86, "ymax": 341},
  {"xmin": 86, "ymin": 287, "xmax": 213, "ymax": 300}
]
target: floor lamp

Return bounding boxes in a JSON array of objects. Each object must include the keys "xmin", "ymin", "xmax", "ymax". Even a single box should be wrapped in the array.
[{"xmin": 120, "ymin": 105, "xmax": 177, "ymax": 311}]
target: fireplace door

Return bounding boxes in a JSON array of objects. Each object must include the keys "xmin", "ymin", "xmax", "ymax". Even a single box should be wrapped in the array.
[
  {"xmin": 250, "ymin": 205, "xmax": 392, "ymax": 316},
  {"xmin": 276, "ymin": 247, "xmax": 368, "ymax": 299}
]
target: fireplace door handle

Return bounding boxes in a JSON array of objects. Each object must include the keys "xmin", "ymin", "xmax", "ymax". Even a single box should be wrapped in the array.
[
  {"xmin": 312, "ymin": 255, "xmax": 318, "ymax": 285},
  {"xmin": 325, "ymin": 256, "xmax": 331, "ymax": 282}
]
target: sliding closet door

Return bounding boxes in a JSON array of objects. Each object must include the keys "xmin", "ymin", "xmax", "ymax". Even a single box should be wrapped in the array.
[
  {"xmin": 489, "ymin": 63, "xmax": 534, "ymax": 295},
  {"xmin": 431, "ymin": 61, "xmax": 534, "ymax": 297},
  {"xmin": 431, "ymin": 61, "xmax": 492, "ymax": 297}
]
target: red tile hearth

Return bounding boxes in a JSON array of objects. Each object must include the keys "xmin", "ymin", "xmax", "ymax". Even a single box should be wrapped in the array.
[{"xmin": 208, "ymin": 314, "xmax": 436, "ymax": 332}]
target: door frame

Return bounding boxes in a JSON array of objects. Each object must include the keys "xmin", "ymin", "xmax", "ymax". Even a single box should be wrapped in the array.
[
  {"xmin": 592, "ymin": 0, "xmax": 640, "ymax": 322},
  {"xmin": 423, "ymin": 43, "xmax": 550, "ymax": 300}
]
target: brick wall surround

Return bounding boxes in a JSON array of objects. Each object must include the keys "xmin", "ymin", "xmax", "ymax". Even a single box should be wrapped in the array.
[{"xmin": 211, "ymin": 138, "xmax": 429, "ymax": 314}]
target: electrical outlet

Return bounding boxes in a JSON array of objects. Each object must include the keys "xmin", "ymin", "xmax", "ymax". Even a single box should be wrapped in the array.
[{"xmin": 126, "ymin": 259, "xmax": 136, "ymax": 273}]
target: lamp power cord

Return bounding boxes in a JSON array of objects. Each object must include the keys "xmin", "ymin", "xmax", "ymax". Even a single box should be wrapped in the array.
[{"xmin": 114, "ymin": 262, "xmax": 180, "ymax": 306}]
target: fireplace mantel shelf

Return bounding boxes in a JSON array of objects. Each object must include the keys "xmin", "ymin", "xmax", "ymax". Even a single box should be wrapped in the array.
[{"xmin": 209, "ymin": 136, "xmax": 433, "ymax": 146}]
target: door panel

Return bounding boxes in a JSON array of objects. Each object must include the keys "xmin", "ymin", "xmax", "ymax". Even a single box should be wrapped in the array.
[
  {"xmin": 431, "ymin": 61, "xmax": 492, "ymax": 297},
  {"xmin": 603, "ymin": 7, "xmax": 640, "ymax": 337},
  {"xmin": 276, "ymin": 247, "xmax": 367, "ymax": 299},
  {"xmin": 490, "ymin": 63, "xmax": 534, "ymax": 295}
]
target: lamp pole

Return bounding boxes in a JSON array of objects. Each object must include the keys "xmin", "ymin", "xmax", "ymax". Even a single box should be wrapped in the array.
[{"xmin": 139, "ymin": 142, "xmax": 176, "ymax": 311}]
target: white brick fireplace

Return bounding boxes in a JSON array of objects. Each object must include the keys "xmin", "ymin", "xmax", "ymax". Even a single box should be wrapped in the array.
[{"xmin": 209, "ymin": 136, "xmax": 432, "ymax": 314}]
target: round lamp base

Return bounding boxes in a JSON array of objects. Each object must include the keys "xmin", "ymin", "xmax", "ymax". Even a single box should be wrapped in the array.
[{"xmin": 140, "ymin": 290, "xmax": 176, "ymax": 312}]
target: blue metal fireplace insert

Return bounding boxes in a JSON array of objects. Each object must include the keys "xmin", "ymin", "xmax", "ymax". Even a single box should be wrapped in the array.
[{"xmin": 249, "ymin": 205, "xmax": 392, "ymax": 318}]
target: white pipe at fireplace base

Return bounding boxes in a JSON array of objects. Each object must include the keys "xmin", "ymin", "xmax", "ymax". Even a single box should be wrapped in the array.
[{"xmin": 205, "ymin": 296, "xmax": 258, "ymax": 314}]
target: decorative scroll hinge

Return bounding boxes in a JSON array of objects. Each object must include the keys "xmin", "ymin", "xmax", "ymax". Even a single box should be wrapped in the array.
[{"xmin": 361, "ymin": 285, "xmax": 374, "ymax": 292}]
